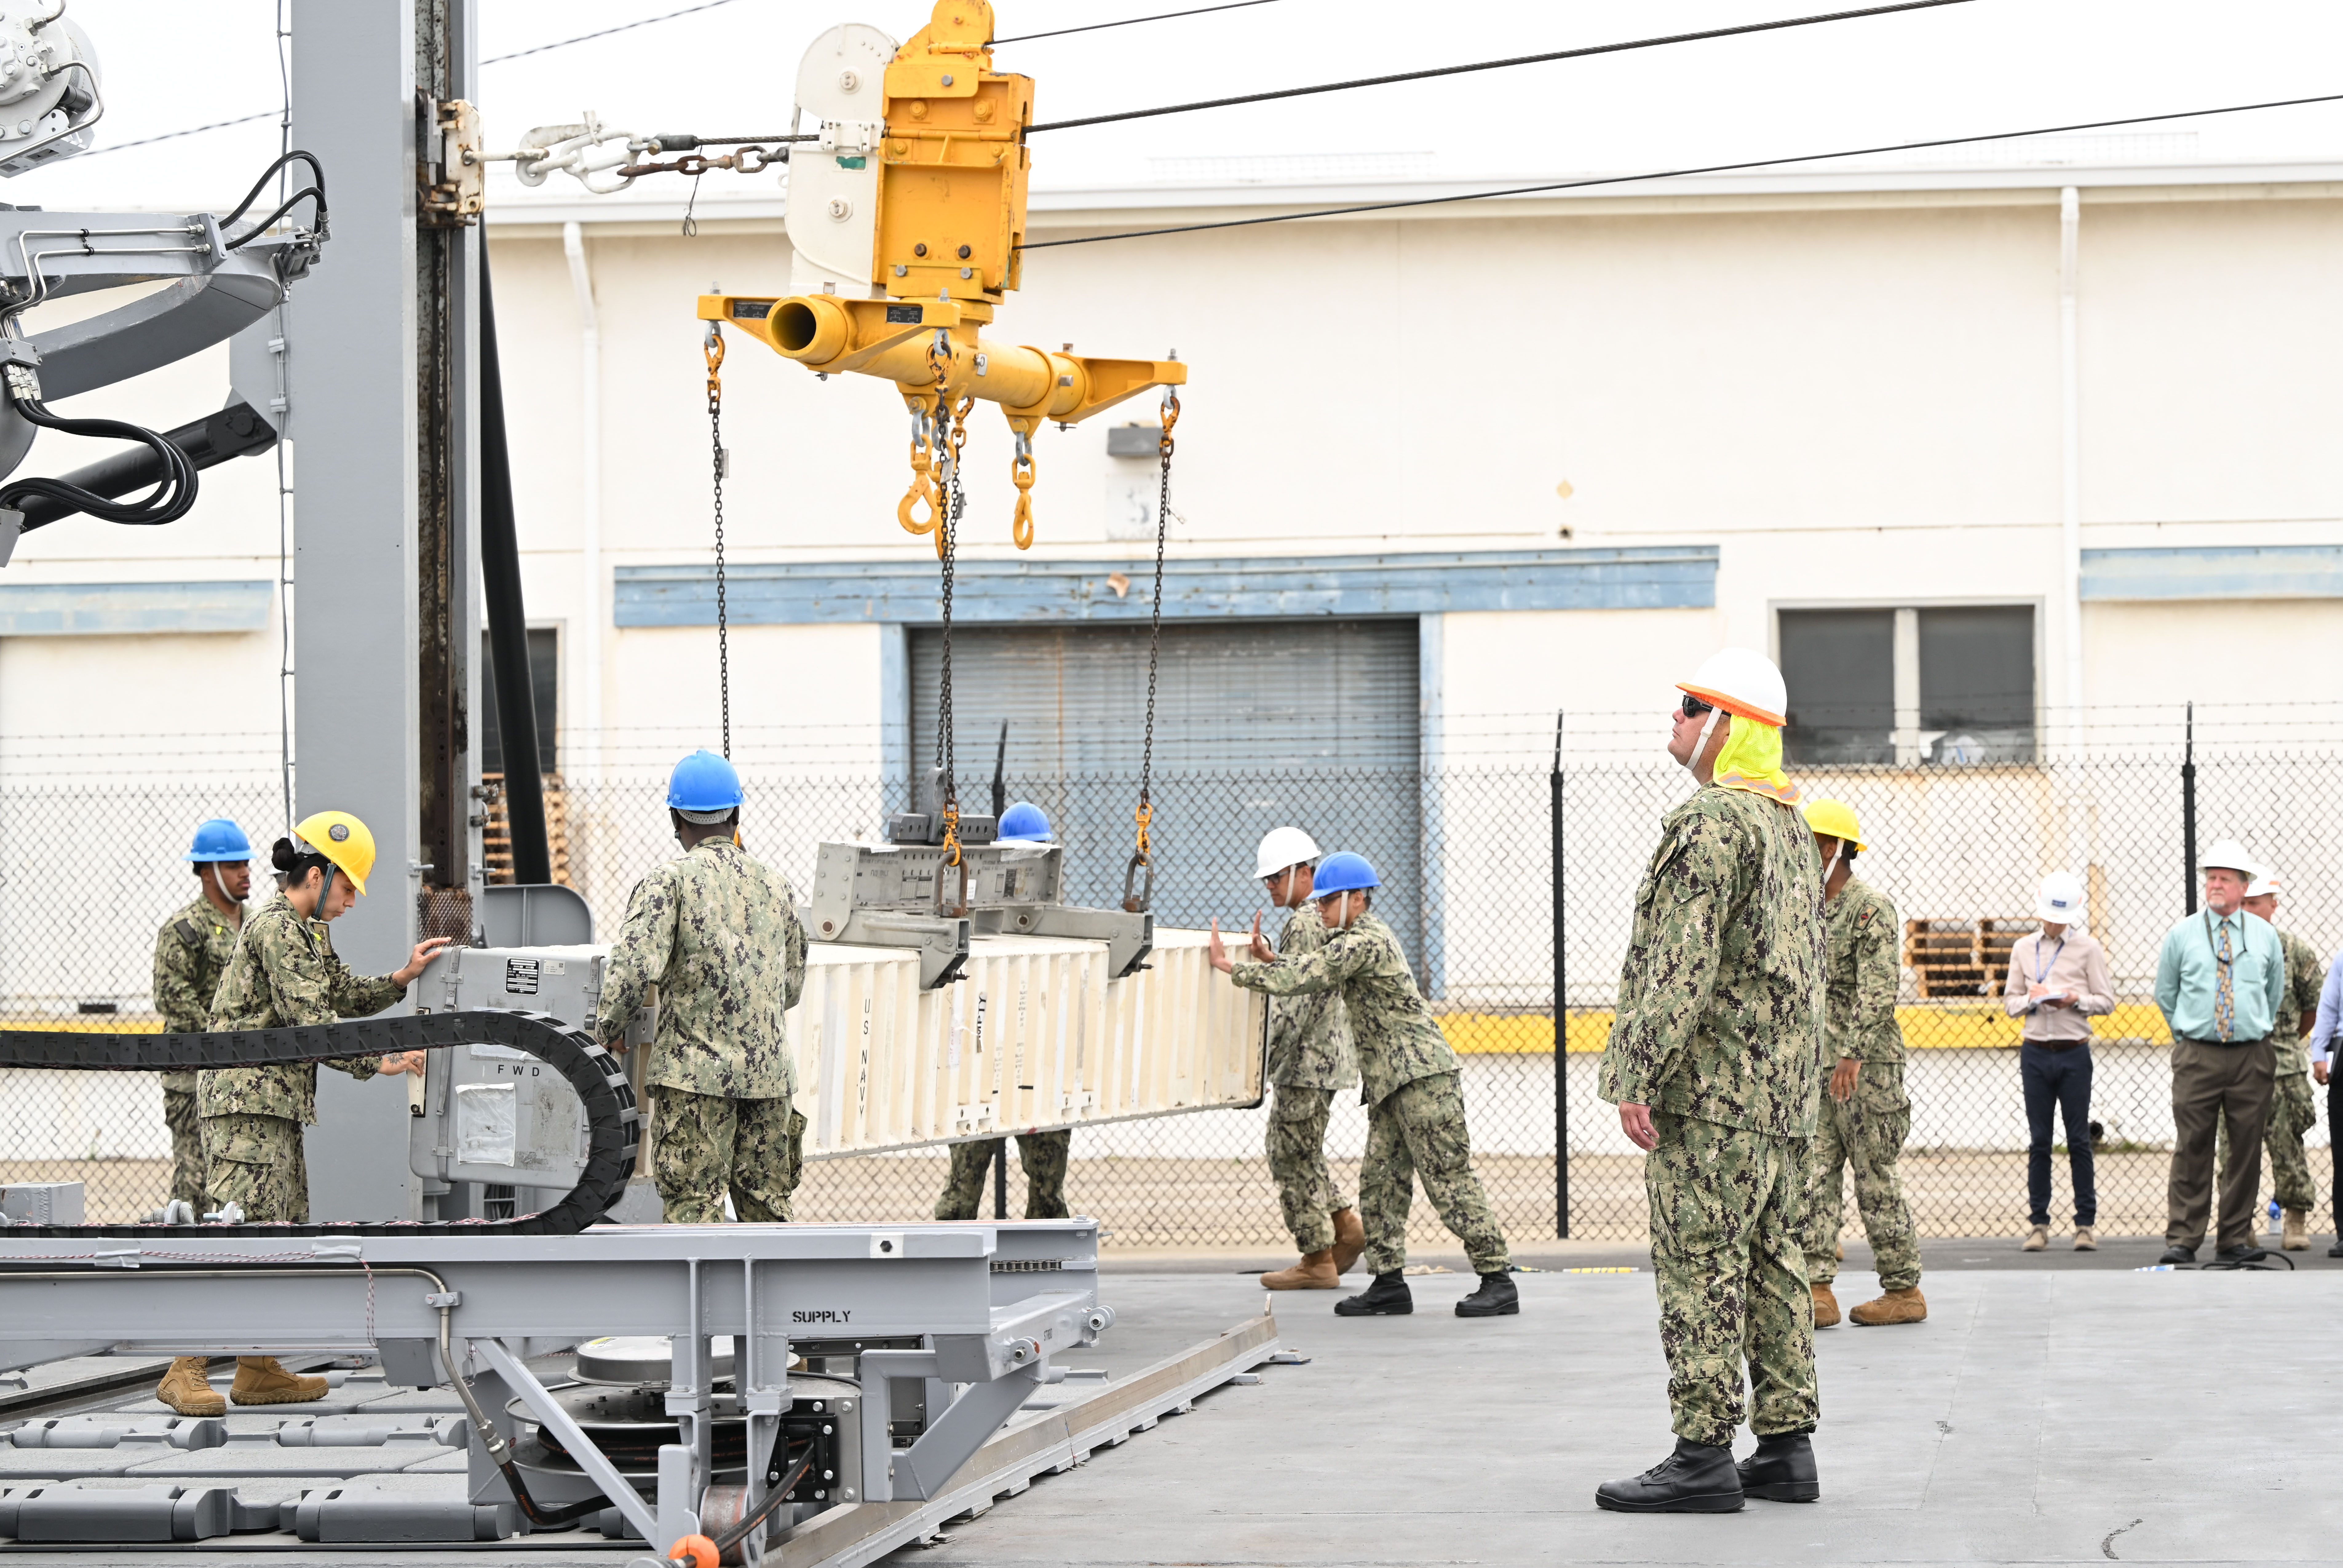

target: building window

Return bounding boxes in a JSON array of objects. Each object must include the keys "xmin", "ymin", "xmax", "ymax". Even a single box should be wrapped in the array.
[{"xmin": 1779, "ymin": 605, "xmax": 2034, "ymax": 766}]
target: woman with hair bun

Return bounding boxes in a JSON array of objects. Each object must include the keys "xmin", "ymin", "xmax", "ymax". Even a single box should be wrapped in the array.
[{"xmin": 154, "ymin": 810, "xmax": 453, "ymax": 1418}]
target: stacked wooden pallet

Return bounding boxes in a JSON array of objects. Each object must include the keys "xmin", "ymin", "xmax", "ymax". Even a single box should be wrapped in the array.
[
  {"xmin": 1903, "ymin": 916, "xmax": 2032, "ymax": 999},
  {"xmin": 479, "ymin": 771, "xmax": 574, "ymax": 885}
]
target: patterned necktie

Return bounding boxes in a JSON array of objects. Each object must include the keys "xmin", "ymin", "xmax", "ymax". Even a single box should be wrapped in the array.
[{"xmin": 2215, "ymin": 919, "xmax": 2235, "ymax": 1043}]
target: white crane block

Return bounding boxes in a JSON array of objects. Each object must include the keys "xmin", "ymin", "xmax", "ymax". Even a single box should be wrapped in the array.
[{"xmin": 790, "ymin": 928, "xmax": 1267, "ymax": 1157}]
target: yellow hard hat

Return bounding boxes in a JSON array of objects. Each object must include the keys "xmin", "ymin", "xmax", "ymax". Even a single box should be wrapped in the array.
[
  {"xmin": 1801, "ymin": 797, "xmax": 1866, "ymax": 851},
  {"xmin": 293, "ymin": 810, "xmax": 376, "ymax": 897}
]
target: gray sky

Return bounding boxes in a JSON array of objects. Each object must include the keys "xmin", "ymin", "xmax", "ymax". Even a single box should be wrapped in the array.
[{"xmin": 13, "ymin": 0, "xmax": 2343, "ymax": 210}]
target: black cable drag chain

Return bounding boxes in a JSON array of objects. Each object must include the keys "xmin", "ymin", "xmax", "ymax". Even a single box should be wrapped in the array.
[{"xmin": 0, "ymin": 1010, "xmax": 638, "ymax": 1239}]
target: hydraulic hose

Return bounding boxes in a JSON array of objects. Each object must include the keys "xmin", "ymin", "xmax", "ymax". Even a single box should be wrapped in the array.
[{"xmin": 1, "ymin": 396, "xmax": 198, "ymax": 525}]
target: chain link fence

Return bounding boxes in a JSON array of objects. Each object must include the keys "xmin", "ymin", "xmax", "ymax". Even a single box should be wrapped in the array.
[{"xmin": 5, "ymin": 724, "xmax": 2337, "ymax": 1250}]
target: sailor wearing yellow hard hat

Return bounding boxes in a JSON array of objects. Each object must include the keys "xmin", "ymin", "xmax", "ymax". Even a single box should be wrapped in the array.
[
  {"xmin": 156, "ymin": 810, "xmax": 455, "ymax": 1419},
  {"xmin": 1596, "ymin": 648, "xmax": 1826, "ymax": 1512},
  {"xmin": 1796, "ymin": 797, "xmax": 1924, "ymax": 1332}
]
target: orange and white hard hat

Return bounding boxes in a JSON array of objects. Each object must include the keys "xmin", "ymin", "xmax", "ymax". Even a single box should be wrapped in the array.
[{"xmin": 1678, "ymin": 648, "xmax": 1788, "ymax": 728}]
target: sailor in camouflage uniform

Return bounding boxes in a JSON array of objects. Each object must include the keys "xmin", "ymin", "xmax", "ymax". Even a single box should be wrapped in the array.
[
  {"xmin": 2223, "ymin": 870, "xmax": 2327, "ymax": 1250},
  {"xmin": 596, "ymin": 750, "xmax": 809, "ymax": 1225},
  {"xmin": 157, "ymin": 810, "xmax": 447, "ymax": 1419},
  {"xmin": 1596, "ymin": 648, "xmax": 1827, "ymax": 1514},
  {"xmin": 1218, "ymin": 851, "xmax": 1515, "ymax": 1320},
  {"xmin": 1797, "ymin": 799, "xmax": 1923, "ymax": 1328},
  {"xmin": 934, "ymin": 804, "xmax": 1072, "ymax": 1222},
  {"xmin": 150, "ymin": 818, "xmax": 255, "ymax": 1214},
  {"xmin": 1249, "ymin": 826, "xmax": 1364, "ymax": 1289}
]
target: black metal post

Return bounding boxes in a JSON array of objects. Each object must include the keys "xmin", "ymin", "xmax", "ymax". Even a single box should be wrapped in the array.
[
  {"xmin": 2181, "ymin": 701, "xmax": 2198, "ymax": 916},
  {"xmin": 993, "ymin": 1139, "xmax": 1009, "ymax": 1221},
  {"xmin": 477, "ymin": 242, "xmax": 551, "ymax": 885},
  {"xmin": 1552, "ymin": 711, "xmax": 1569, "ymax": 1240}
]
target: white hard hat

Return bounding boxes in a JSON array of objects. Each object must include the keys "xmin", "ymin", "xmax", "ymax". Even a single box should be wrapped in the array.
[
  {"xmin": 2036, "ymin": 871, "xmax": 2086, "ymax": 923},
  {"xmin": 1254, "ymin": 826, "xmax": 1322, "ymax": 879},
  {"xmin": 1679, "ymin": 647, "xmax": 1788, "ymax": 728},
  {"xmin": 2246, "ymin": 866, "xmax": 2281, "ymax": 899},
  {"xmin": 2201, "ymin": 839, "xmax": 2258, "ymax": 877}
]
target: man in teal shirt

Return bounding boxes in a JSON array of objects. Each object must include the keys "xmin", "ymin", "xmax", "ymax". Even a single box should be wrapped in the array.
[{"xmin": 2154, "ymin": 839, "xmax": 2287, "ymax": 1264}]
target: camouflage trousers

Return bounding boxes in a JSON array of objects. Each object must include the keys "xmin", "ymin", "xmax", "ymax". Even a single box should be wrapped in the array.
[
  {"xmin": 935, "ymin": 1130, "xmax": 1071, "ymax": 1221},
  {"xmin": 1647, "ymin": 1111, "xmax": 1818, "ymax": 1447},
  {"xmin": 1359, "ymin": 1073, "xmax": 1509, "ymax": 1275},
  {"xmin": 2217, "ymin": 1072, "xmax": 2320, "ymax": 1213},
  {"xmin": 651, "ymin": 1090, "xmax": 803, "ymax": 1225},
  {"xmin": 164, "ymin": 1086, "xmax": 210, "ymax": 1211},
  {"xmin": 1802, "ymin": 1062, "xmax": 1921, "ymax": 1292},
  {"xmin": 203, "ymin": 1112, "xmax": 309, "ymax": 1224},
  {"xmin": 1267, "ymin": 1083, "xmax": 1352, "ymax": 1253}
]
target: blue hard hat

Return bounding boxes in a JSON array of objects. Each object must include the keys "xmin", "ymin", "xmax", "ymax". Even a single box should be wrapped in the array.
[
  {"xmin": 186, "ymin": 818, "xmax": 252, "ymax": 862},
  {"xmin": 667, "ymin": 749, "xmax": 744, "ymax": 812},
  {"xmin": 1312, "ymin": 851, "xmax": 1380, "ymax": 895},
  {"xmin": 998, "ymin": 801, "xmax": 1052, "ymax": 841}
]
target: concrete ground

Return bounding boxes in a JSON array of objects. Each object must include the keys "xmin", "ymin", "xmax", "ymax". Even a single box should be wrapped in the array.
[
  {"xmin": 9, "ymin": 1247, "xmax": 2340, "ymax": 1564},
  {"xmin": 930, "ymin": 1261, "xmax": 2343, "ymax": 1567}
]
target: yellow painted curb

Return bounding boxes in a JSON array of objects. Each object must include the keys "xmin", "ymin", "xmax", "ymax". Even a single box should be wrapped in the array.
[{"xmin": 1437, "ymin": 1002, "xmax": 2176, "ymax": 1055}]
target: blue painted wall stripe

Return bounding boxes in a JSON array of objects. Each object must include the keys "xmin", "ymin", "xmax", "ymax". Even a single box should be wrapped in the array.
[
  {"xmin": 2081, "ymin": 545, "xmax": 2343, "ymax": 601},
  {"xmin": 613, "ymin": 547, "xmax": 1719, "ymax": 627},
  {"xmin": 0, "ymin": 580, "xmax": 274, "ymax": 636}
]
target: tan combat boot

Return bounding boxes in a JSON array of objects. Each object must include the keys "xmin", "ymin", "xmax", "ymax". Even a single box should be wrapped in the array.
[
  {"xmin": 1329, "ymin": 1208, "xmax": 1366, "ymax": 1274},
  {"xmin": 2022, "ymin": 1224, "xmax": 2048, "ymax": 1252},
  {"xmin": 1810, "ymin": 1281, "xmax": 1840, "ymax": 1328},
  {"xmin": 2284, "ymin": 1209, "xmax": 2309, "ymax": 1251},
  {"xmin": 156, "ymin": 1357, "xmax": 224, "ymax": 1417},
  {"xmin": 2073, "ymin": 1226, "xmax": 2097, "ymax": 1252},
  {"xmin": 1261, "ymin": 1250, "xmax": 1340, "ymax": 1289},
  {"xmin": 230, "ymin": 1356, "xmax": 330, "ymax": 1406},
  {"xmin": 1850, "ymin": 1287, "xmax": 1927, "ymax": 1326}
]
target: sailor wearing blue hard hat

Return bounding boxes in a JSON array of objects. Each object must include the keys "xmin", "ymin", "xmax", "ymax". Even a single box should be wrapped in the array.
[
  {"xmin": 151, "ymin": 818, "xmax": 256, "ymax": 1227},
  {"xmin": 1210, "ymin": 848, "xmax": 1517, "ymax": 1323},
  {"xmin": 934, "ymin": 801, "xmax": 1076, "ymax": 1223},
  {"xmin": 593, "ymin": 749, "xmax": 811, "ymax": 1226}
]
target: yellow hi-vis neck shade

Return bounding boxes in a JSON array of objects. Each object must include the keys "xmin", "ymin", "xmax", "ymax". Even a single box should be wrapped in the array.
[{"xmin": 1711, "ymin": 715, "xmax": 1800, "ymax": 805}]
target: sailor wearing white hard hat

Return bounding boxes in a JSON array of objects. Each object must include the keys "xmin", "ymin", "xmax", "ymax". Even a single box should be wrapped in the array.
[
  {"xmin": 2003, "ymin": 872, "xmax": 2114, "ymax": 1252},
  {"xmin": 2152, "ymin": 838, "xmax": 2286, "ymax": 1264},
  {"xmin": 1596, "ymin": 648, "xmax": 1826, "ymax": 1513},
  {"xmin": 1241, "ymin": 827, "xmax": 1366, "ymax": 1290}
]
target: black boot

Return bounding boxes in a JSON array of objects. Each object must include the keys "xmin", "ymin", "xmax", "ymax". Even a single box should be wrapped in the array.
[
  {"xmin": 1594, "ymin": 1437, "xmax": 1745, "ymax": 1513},
  {"xmin": 2157, "ymin": 1244, "xmax": 2196, "ymax": 1265},
  {"xmin": 2214, "ymin": 1243, "xmax": 2268, "ymax": 1265},
  {"xmin": 1334, "ymin": 1270, "xmax": 1412, "ymax": 1317},
  {"xmin": 1454, "ymin": 1271, "xmax": 1518, "ymax": 1318},
  {"xmin": 1735, "ymin": 1431, "xmax": 1820, "ymax": 1503}
]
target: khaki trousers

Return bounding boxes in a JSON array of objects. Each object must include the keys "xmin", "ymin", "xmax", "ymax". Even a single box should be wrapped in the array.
[{"xmin": 2166, "ymin": 1038, "xmax": 2275, "ymax": 1252}]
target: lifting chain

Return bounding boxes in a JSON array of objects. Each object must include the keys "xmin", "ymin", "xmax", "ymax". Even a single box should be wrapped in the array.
[
  {"xmin": 704, "ymin": 320, "xmax": 731, "ymax": 758},
  {"xmin": 1121, "ymin": 385, "xmax": 1179, "ymax": 914},
  {"xmin": 1009, "ymin": 422, "xmax": 1037, "ymax": 550},
  {"xmin": 935, "ymin": 385, "xmax": 975, "ymax": 882}
]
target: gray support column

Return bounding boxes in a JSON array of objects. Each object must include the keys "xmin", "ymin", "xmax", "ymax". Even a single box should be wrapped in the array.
[{"xmin": 286, "ymin": 0, "xmax": 419, "ymax": 977}]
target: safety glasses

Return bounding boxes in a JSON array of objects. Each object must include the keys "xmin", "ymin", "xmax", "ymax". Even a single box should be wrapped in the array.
[{"xmin": 1679, "ymin": 693, "xmax": 1714, "ymax": 719}]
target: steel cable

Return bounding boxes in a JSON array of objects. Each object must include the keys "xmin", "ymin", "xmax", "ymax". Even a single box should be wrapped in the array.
[{"xmin": 1025, "ymin": 0, "xmax": 1973, "ymax": 133}]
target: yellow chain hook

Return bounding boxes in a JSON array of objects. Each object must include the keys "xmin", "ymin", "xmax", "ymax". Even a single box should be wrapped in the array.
[
  {"xmin": 1009, "ymin": 422, "xmax": 1037, "ymax": 550},
  {"xmin": 1133, "ymin": 799, "xmax": 1152, "ymax": 862},
  {"xmin": 940, "ymin": 799, "xmax": 962, "ymax": 868},
  {"xmin": 898, "ymin": 389, "xmax": 945, "ymax": 538},
  {"xmin": 704, "ymin": 320, "xmax": 725, "ymax": 398}
]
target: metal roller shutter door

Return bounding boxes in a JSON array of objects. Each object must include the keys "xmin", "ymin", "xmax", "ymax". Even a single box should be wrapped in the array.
[{"xmin": 909, "ymin": 619, "xmax": 1424, "ymax": 954}]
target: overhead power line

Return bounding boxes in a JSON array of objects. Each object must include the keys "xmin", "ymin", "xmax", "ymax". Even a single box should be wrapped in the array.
[
  {"xmin": 1021, "ymin": 91, "xmax": 2343, "ymax": 249},
  {"xmin": 481, "ymin": 0, "xmax": 743, "ymax": 64},
  {"xmin": 83, "ymin": 110, "xmax": 275, "ymax": 158},
  {"xmin": 1026, "ymin": 0, "xmax": 1974, "ymax": 133},
  {"xmin": 995, "ymin": 2, "xmax": 1282, "ymax": 46},
  {"xmin": 81, "ymin": 0, "xmax": 744, "ymax": 158}
]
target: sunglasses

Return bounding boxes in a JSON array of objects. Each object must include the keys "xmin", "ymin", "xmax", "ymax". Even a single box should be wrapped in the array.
[{"xmin": 1679, "ymin": 694, "xmax": 1715, "ymax": 719}]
